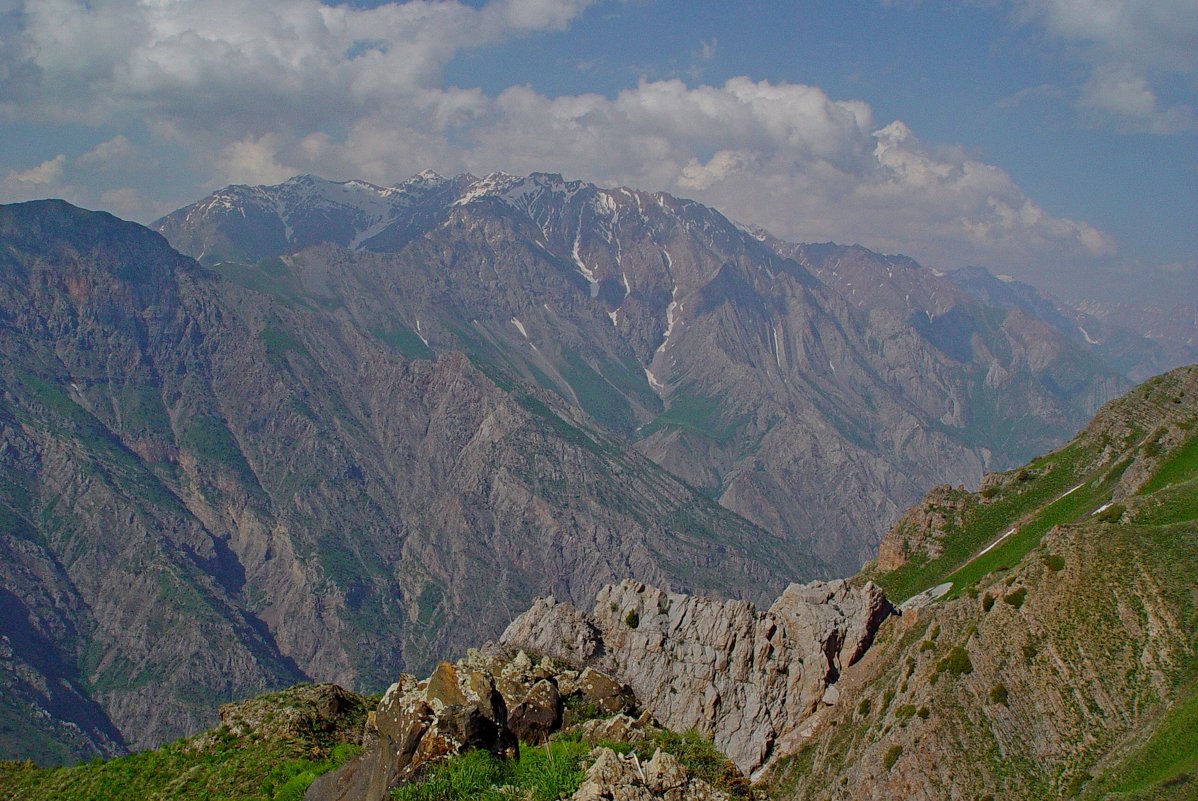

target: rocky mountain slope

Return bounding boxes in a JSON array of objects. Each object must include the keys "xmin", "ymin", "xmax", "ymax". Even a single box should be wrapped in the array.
[
  {"xmin": 0, "ymin": 199, "xmax": 815, "ymax": 761},
  {"xmin": 1, "ymin": 366, "xmax": 1193, "ymax": 800},
  {"xmin": 155, "ymin": 172, "xmax": 1129, "ymax": 571},
  {"xmin": 768, "ymin": 364, "xmax": 1198, "ymax": 799},
  {"xmin": 0, "ymin": 173, "xmax": 1170, "ymax": 767}
]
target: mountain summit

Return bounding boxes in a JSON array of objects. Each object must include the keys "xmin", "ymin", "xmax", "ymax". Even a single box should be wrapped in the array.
[{"xmin": 157, "ymin": 171, "xmax": 1126, "ymax": 571}]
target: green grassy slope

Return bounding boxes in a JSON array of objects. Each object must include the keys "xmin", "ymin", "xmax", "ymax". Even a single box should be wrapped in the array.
[
  {"xmin": 866, "ymin": 367, "xmax": 1198, "ymax": 604},
  {"xmin": 0, "ymin": 685, "xmax": 370, "ymax": 801},
  {"xmin": 773, "ymin": 365, "xmax": 1198, "ymax": 801}
]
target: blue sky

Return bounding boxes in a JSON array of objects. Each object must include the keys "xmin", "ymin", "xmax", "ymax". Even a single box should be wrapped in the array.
[{"xmin": 1, "ymin": 0, "xmax": 1194, "ymax": 305}]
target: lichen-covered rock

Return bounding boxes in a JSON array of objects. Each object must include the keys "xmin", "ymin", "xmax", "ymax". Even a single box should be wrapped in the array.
[
  {"xmin": 305, "ymin": 651, "xmax": 633, "ymax": 801},
  {"xmin": 507, "ymin": 678, "xmax": 561, "ymax": 744},
  {"xmin": 501, "ymin": 578, "xmax": 894, "ymax": 775},
  {"xmin": 571, "ymin": 747, "xmax": 729, "ymax": 801},
  {"xmin": 212, "ymin": 683, "xmax": 368, "ymax": 744},
  {"xmin": 578, "ymin": 667, "xmax": 637, "ymax": 716},
  {"xmin": 578, "ymin": 711, "xmax": 659, "ymax": 745}
]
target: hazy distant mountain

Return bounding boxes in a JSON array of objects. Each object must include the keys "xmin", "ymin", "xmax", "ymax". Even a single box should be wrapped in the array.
[
  {"xmin": 945, "ymin": 266, "xmax": 1198, "ymax": 382},
  {"xmin": 157, "ymin": 172, "xmax": 1128, "ymax": 572}
]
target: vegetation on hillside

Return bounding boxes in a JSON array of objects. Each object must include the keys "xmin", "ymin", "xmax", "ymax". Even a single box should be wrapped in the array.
[
  {"xmin": 391, "ymin": 728, "xmax": 750, "ymax": 801},
  {"xmin": 780, "ymin": 366, "xmax": 1198, "ymax": 800},
  {"xmin": 0, "ymin": 685, "xmax": 371, "ymax": 801}
]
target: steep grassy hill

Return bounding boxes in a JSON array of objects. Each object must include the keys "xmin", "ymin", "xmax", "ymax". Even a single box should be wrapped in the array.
[{"xmin": 769, "ymin": 365, "xmax": 1198, "ymax": 800}]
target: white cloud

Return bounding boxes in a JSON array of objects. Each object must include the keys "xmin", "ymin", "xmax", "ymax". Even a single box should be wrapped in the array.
[
  {"xmin": 215, "ymin": 134, "xmax": 297, "ymax": 186},
  {"xmin": 98, "ymin": 186, "xmax": 145, "ymax": 218},
  {"xmin": 77, "ymin": 135, "xmax": 136, "ymax": 167},
  {"xmin": 447, "ymin": 81, "xmax": 1109, "ymax": 271},
  {"xmin": 0, "ymin": 0, "xmax": 1119, "ymax": 278},
  {"xmin": 0, "ymin": 154, "xmax": 87, "ymax": 206},
  {"xmin": 1015, "ymin": 0, "xmax": 1198, "ymax": 132},
  {"xmin": 1079, "ymin": 64, "xmax": 1197, "ymax": 133},
  {"xmin": 0, "ymin": 0, "xmax": 592, "ymax": 132},
  {"xmin": 5, "ymin": 154, "xmax": 65, "ymax": 185}
]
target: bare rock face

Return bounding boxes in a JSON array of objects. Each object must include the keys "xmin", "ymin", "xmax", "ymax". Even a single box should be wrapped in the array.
[
  {"xmin": 872, "ymin": 484, "xmax": 970, "ymax": 571},
  {"xmin": 501, "ymin": 578, "xmax": 893, "ymax": 774},
  {"xmin": 571, "ymin": 747, "xmax": 730, "ymax": 801},
  {"xmin": 578, "ymin": 710, "xmax": 659, "ymax": 745}
]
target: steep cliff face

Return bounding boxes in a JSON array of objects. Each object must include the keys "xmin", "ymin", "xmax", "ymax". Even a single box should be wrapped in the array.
[
  {"xmin": 768, "ymin": 365, "xmax": 1198, "ymax": 800},
  {"xmin": 0, "ymin": 200, "xmax": 817, "ymax": 759},
  {"xmin": 155, "ymin": 172, "xmax": 1128, "ymax": 572},
  {"xmin": 501, "ymin": 578, "xmax": 893, "ymax": 775}
]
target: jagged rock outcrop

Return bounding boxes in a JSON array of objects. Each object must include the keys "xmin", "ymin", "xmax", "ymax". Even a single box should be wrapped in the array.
[
  {"xmin": 306, "ymin": 661, "xmax": 517, "ymax": 801},
  {"xmin": 501, "ymin": 578, "xmax": 894, "ymax": 774},
  {"xmin": 577, "ymin": 710, "xmax": 659, "ymax": 745},
  {"xmin": 306, "ymin": 650, "xmax": 642, "ymax": 801},
  {"xmin": 571, "ymin": 747, "xmax": 729, "ymax": 801}
]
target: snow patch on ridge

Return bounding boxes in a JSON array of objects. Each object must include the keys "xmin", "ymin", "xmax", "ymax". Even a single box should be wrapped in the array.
[
  {"xmin": 572, "ymin": 218, "xmax": 600, "ymax": 298},
  {"xmin": 658, "ymin": 285, "xmax": 679, "ymax": 354},
  {"xmin": 511, "ymin": 318, "xmax": 529, "ymax": 339},
  {"xmin": 771, "ymin": 325, "xmax": 785, "ymax": 370}
]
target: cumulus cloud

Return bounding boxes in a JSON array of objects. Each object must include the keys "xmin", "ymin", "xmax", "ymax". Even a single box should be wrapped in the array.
[
  {"xmin": 0, "ymin": 0, "xmax": 1119, "ymax": 277},
  {"xmin": 1014, "ymin": 0, "xmax": 1198, "ymax": 132},
  {"xmin": 216, "ymin": 134, "xmax": 298, "ymax": 186},
  {"xmin": 1, "ymin": 0, "xmax": 595, "ymax": 127},
  {"xmin": 4, "ymin": 154, "xmax": 65, "ymax": 186},
  {"xmin": 76, "ymin": 135, "xmax": 136, "ymax": 167},
  {"xmin": 98, "ymin": 186, "xmax": 146, "ymax": 218},
  {"xmin": 0, "ymin": 154, "xmax": 88, "ymax": 206}
]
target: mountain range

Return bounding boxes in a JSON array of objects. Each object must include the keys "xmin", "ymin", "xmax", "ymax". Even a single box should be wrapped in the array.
[
  {"xmin": 155, "ymin": 171, "xmax": 1155, "ymax": 571},
  {"xmin": 0, "ymin": 170, "xmax": 1191, "ymax": 764}
]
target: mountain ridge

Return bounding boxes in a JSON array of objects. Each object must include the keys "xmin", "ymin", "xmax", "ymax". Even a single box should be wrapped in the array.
[
  {"xmin": 0, "ymin": 198, "xmax": 816, "ymax": 760},
  {"xmin": 0, "ymin": 175, "xmax": 1177, "ymax": 765},
  {"xmin": 154, "ymin": 172, "xmax": 1132, "ymax": 571}
]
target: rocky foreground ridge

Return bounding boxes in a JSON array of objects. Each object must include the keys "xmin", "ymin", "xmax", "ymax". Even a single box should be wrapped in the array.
[
  {"xmin": 303, "ymin": 574, "xmax": 890, "ymax": 799},
  {"xmin": 1, "ymin": 367, "xmax": 1195, "ymax": 800},
  {"xmin": 310, "ymin": 365, "xmax": 1198, "ymax": 800},
  {"xmin": 500, "ymin": 579, "xmax": 891, "ymax": 775}
]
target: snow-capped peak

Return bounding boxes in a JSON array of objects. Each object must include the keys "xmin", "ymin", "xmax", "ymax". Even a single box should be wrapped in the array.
[{"xmin": 453, "ymin": 171, "xmax": 524, "ymax": 205}]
